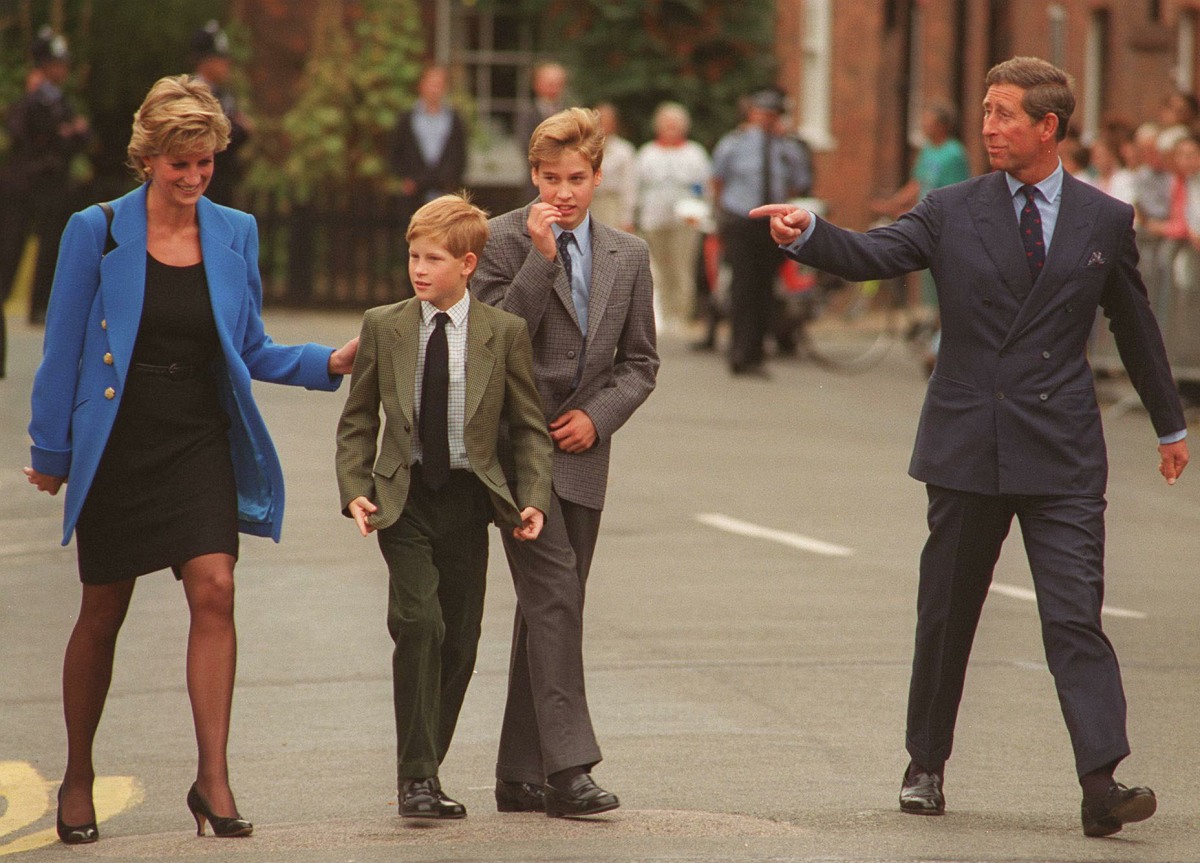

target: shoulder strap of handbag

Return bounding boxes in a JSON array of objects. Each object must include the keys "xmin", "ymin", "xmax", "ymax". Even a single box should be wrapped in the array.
[{"xmin": 97, "ymin": 202, "xmax": 117, "ymax": 256}]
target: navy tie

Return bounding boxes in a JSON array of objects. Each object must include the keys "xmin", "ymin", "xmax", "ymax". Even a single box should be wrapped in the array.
[
  {"xmin": 1019, "ymin": 184, "xmax": 1045, "ymax": 283},
  {"xmin": 419, "ymin": 312, "xmax": 450, "ymax": 491}
]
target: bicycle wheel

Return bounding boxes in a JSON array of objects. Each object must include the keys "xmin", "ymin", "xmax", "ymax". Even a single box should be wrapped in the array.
[{"xmin": 799, "ymin": 275, "xmax": 906, "ymax": 372}]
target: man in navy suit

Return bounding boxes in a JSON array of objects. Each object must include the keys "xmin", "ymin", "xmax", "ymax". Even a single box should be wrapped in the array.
[{"xmin": 752, "ymin": 56, "xmax": 1188, "ymax": 838}]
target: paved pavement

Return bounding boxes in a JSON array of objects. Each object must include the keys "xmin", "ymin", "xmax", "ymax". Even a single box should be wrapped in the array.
[{"xmin": 2, "ymin": 309, "xmax": 1198, "ymax": 862}]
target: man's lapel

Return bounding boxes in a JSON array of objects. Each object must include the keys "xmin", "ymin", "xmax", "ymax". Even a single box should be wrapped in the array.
[
  {"xmin": 1002, "ymin": 173, "xmax": 1099, "ymax": 348},
  {"xmin": 968, "ymin": 171, "xmax": 1031, "ymax": 302},
  {"xmin": 464, "ymin": 300, "xmax": 496, "ymax": 429},
  {"xmin": 586, "ymin": 221, "xmax": 619, "ymax": 339},
  {"xmin": 391, "ymin": 300, "xmax": 423, "ymax": 426}
]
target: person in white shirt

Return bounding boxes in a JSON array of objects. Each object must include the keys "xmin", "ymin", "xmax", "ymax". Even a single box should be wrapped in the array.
[
  {"xmin": 635, "ymin": 102, "xmax": 711, "ymax": 333},
  {"xmin": 590, "ymin": 103, "xmax": 636, "ymax": 233}
]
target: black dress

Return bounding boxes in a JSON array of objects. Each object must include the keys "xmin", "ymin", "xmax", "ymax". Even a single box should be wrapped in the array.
[{"xmin": 75, "ymin": 254, "xmax": 238, "ymax": 584}]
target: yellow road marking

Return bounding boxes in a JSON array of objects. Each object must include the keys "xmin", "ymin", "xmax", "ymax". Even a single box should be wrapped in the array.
[
  {"xmin": 0, "ymin": 763, "xmax": 48, "ymax": 839},
  {"xmin": 0, "ymin": 767, "xmax": 142, "ymax": 856}
]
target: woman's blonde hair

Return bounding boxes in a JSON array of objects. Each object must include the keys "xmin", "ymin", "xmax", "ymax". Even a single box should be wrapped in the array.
[{"xmin": 126, "ymin": 75, "xmax": 231, "ymax": 181}]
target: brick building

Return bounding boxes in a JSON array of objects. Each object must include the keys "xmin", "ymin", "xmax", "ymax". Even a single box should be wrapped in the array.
[
  {"xmin": 237, "ymin": 2, "xmax": 1200, "ymax": 226},
  {"xmin": 776, "ymin": 1, "xmax": 1200, "ymax": 229}
]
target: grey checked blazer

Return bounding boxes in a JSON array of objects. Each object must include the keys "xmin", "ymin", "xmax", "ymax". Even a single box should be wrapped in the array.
[
  {"xmin": 335, "ymin": 297, "xmax": 553, "ymax": 530},
  {"xmin": 473, "ymin": 205, "xmax": 659, "ymax": 510}
]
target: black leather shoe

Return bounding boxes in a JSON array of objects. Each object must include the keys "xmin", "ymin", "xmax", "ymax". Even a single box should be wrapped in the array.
[
  {"xmin": 495, "ymin": 780, "xmax": 545, "ymax": 813},
  {"xmin": 56, "ymin": 787, "xmax": 98, "ymax": 845},
  {"xmin": 899, "ymin": 766, "xmax": 945, "ymax": 815},
  {"xmin": 1081, "ymin": 782, "xmax": 1156, "ymax": 837},
  {"xmin": 399, "ymin": 777, "xmax": 466, "ymax": 819},
  {"xmin": 543, "ymin": 774, "xmax": 619, "ymax": 818}
]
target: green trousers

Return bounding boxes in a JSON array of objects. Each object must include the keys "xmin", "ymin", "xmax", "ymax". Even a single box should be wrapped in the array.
[{"xmin": 377, "ymin": 466, "xmax": 491, "ymax": 783}]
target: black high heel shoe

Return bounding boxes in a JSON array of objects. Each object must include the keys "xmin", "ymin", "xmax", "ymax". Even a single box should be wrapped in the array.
[
  {"xmin": 56, "ymin": 786, "xmax": 98, "ymax": 845},
  {"xmin": 186, "ymin": 783, "xmax": 253, "ymax": 837}
]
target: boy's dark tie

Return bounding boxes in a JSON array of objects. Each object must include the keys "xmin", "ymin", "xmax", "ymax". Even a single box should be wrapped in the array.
[
  {"xmin": 420, "ymin": 312, "xmax": 450, "ymax": 490},
  {"xmin": 557, "ymin": 231, "xmax": 587, "ymax": 331},
  {"xmin": 1019, "ymin": 184, "xmax": 1045, "ymax": 283}
]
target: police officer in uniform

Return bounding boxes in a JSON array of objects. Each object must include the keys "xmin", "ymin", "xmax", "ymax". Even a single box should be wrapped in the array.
[
  {"xmin": 192, "ymin": 20, "xmax": 252, "ymax": 206},
  {"xmin": 0, "ymin": 27, "xmax": 90, "ymax": 361}
]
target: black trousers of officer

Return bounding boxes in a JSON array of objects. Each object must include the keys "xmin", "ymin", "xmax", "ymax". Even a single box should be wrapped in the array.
[
  {"xmin": 905, "ymin": 485, "xmax": 1131, "ymax": 779},
  {"xmin": 721, "ymin": 212, "xmax": 783, "ymax": 369}
]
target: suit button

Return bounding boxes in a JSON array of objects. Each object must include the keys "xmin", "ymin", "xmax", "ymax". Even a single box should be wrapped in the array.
[
  {"xmin": 103, "ymin": 352, "xmax": 114, "ymax": 365},
  {"xmin": 1042, "ymin": 350, "xmax": 1051, "ymax": 359},
  {"xmin": 1039, "ymin": 393, "xmax": 1048, "ymax": 401},
  {"xmin": 567, "ymin": 350, "xmax": 576, "ymax": 359},
  {"xmin": 100, "ymin": 319, "xmax": 107, "ymax": 330},
  {"xmin": 983, "ymin": 299, "xmax": 993, "ymax": 308},
  {"xmin": 104, "ymin": 387, "xmax": 116, "ymax": 400},
  {"xmin": 999, "ymin": 350, "xmax": 1007, "ymax": 358},
  {"xmin": 996, "ymin": 391, "xmax": 1004, "ymax": 400},
  {"xmin": 404, "ymin": 424, "xmax": 411, "ymax": 433}
]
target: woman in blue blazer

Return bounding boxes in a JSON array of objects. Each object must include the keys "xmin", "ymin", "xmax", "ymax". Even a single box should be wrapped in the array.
[{"xmin": 24, "ymin": 76, "xmax": 357, "ymax": 843}]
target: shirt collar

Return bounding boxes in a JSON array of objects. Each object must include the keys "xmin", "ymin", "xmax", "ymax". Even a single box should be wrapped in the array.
[
  {"xmin": 551, "ymin": 213, "xmax": 592, "ymax": 249},
  {"xmin": 415, "ymin": 99, "xmax": 448, "ymax": 118},
  {"xmin": 1006, "ymin": 160, "xmax": 1064, "ymax": 204},
  {"xmin": 421, "ymin": 291, "xmax": 470, "ymax": 328}
]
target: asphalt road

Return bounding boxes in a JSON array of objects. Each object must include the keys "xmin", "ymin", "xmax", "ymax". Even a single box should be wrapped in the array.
[{"xmin": 2, "ymin": 310, "xmax": 1198, "ymax": 863}]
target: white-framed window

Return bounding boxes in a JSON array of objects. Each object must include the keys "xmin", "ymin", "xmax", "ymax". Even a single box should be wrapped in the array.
[
  {"xmin": 798, "ymin": 0, "xmax": 835, "ymax": 151},
  {"xmin": 1082, "ymin": 9, "xmax": 1108, "ymax": 145},
  {"xmin": 1048, "ymin": 3, "xmax": 1068, "ymax": 70},
  {"xmin": 437, "ymin": 0, "xmax": 540, "ymax": 184},
  {"xmin": 1176, "ymin": 9, "xmax": 1196, "ymax": 92},
  {"xmin": 907, "ymin": 2, "xmax": 924, "ymax": 148}
]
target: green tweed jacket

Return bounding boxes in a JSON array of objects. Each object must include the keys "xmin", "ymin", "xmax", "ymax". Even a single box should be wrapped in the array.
[{"xmin": 336, "ymin": 296, "xmax": 552, "ymax": 530}]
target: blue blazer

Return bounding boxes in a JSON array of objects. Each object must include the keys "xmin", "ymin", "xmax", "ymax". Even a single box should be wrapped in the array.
[
  {"xmin": 788, "ymin": 170, "xmax": 1185, "ymax": 497},
  {"xmin": 29, "ymin": 184, "xmax": 341, "ymax": 545}
]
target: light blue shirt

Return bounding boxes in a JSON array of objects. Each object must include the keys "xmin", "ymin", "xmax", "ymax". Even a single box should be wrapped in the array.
[
  {"xmin": 712, "ymin": 125, "xmax": 811, "ymax": 215},
  {"xmin": 411, "ymin": 100, "xmax": 453, "ymax": 201},
  {"xmin": 552, "ymin": 215, "xmax": 592, "ymax": 333},
  {"xmin": 1004, "ymin": 161, "xmax": 1063, "ymax": 254},
  {"xmin": 783, "ymin": 163, "xmax": 1186, "ymax": 445}
]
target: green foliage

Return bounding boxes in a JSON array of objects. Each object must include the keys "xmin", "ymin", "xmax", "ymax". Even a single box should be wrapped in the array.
[
  {"xmin": 513, "ymin": 0, "xmax": 777, "ymax": 148},
  {"xmin": 242, "ymin": 0, "xmax": 425, "ymax": 203},
  {"xmin": 0, "ymin": 0, "xmax": 228, "ymax": 185}
]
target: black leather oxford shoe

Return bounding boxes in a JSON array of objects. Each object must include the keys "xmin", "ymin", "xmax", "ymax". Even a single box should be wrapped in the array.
[
  {"xmin": 543, "ymin": 774, "xmax": 619, "ymax": 818},
  {"xmin": 399, "ymin": 777, "xmax": 466, "ymax": 819},
  {"xmin": 495, "ymin": 779, "xmax": 545, "ymax": 812},
  {"xmin": 1081, "ymin": 782, "xmax": 1156, "ymax": 837},
  {"xmin": 899, "ymin": 766, "xmax": 945, "ymax": 815}
]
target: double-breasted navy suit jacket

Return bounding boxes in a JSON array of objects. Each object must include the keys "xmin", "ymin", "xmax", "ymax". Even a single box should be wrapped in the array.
[
  {"xmin": 787, "ymin": 170, "xmax": 1185, "ymax": 497},
  {"xmin": 29, "ymin": 183, "xmax": 342, "ymax": 545}
]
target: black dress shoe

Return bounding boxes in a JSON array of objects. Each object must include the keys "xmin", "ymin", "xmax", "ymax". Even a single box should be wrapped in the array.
[
  {"xmin": 1081, "ymin": 782, "xmax": 1156, "ymax": 837},
  {"xmin": 495, "ymin": 779, "xmax": 545, "ymax": 812},
  {"xmin": 899, "ymin": 766, "xmax": 945, "ymax": 815},
  {"xmin": 399, "ymin": 777, "xmax": 466, "ymax": 819},
  {"xmin": 543, "ymin": 774, "xmax": 619, "ymax": 818},
  {"xmin": 730, "ymin": 362, "xmax": 770, "ymax": 379},
  {"xmin": 56, "ymin": 787, "xmax": 98, "ymax": 845}
]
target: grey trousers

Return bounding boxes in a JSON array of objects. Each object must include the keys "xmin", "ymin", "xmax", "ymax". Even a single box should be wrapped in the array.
[{"xmin": 496, "ymin": 490, "xmax": 603, "ymax": 783}]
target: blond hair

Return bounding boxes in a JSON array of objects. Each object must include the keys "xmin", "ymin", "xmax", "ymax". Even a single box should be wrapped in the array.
[
  {"xmin": 528, "ymin": 107, "xmax": 605, "ymax": 172},
  {"xmin": 126, "ymin": 75, "xmax": 231, "ymax": 181},
  {"xmin": 406, "ymin": 193, "xmax": 490, "ymax": 258}
]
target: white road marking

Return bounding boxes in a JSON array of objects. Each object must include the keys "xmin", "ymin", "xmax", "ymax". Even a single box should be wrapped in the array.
[
  {"xmin": 697, "ymin": 513, "xmax": 1146, "ymax": 619},
  {"xmin": 987, "ymin": 581, "xmax": 1146, "ymax": 620},
  {"xmin": 696, "ymin": 513, "xmax": 853, "ymax": 558}
]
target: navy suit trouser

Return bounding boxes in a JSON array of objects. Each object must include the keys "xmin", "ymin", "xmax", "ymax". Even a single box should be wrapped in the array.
[{"xmin": 906, "ymin": 484, "xmax": 1131, "ymax": 779}]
